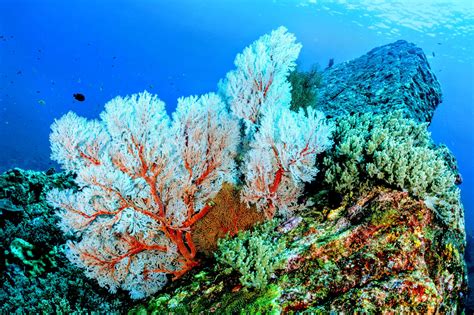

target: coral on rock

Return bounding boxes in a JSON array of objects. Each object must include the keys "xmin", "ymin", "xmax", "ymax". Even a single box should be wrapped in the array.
[
  {"xmin": 3, "ymin": 26, "xmax": 466, "ymax": 313},
  {"xmin": 130, "ymin": 36, "xmax": 467, "ymax": 313},
  {"xmin": 46, "ymin": 27, "xmax": 333, "ymax": 299}
]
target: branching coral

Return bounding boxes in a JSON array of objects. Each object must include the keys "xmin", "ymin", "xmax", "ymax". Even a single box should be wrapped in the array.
[
  {"xmin": 48, "ymin": 92, "xmax": 239, "ymax": 298},
  {"xmin": 47, "ymin": 27, "xmax": 333, "ymax": 298},
  {"xmin": 215, "ymin": 220, "xmax": 287, "ymax": 289},
  {"xmin": 324, "ymin": 111, "xmax": 457, "ymax": 201}
]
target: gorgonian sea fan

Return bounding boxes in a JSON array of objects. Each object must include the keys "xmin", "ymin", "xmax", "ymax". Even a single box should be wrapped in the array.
[
  {"xmin": 47, "ymin": 26, "xmax": 334, "ymax": 299},
  {"xmin": 47, "ymin": 92, "xmax": 239, "ymax": 299}
]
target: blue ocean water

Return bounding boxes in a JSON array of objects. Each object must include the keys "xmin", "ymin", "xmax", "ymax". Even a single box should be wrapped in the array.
[{"xmin": 0, "ymin": 0, "xmax": 473, "ymax": 230}]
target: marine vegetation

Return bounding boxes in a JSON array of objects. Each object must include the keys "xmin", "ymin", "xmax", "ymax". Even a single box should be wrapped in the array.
[
  {"xmin": 46, "ymin": 26, "xmax": 334, "ymax": 299},
  {"xmin": 288, "ymin": 65, "xmax": 322, "ymax": 112},
  {"xmin": 2, "ymin": 26, "xmax": 467, "ymax": 313},
  {"xmin": 215, "ymin": 219, "xmax": 288, "ymax": 289},
  {"xmin": 0, "ymin": 169, "xmax": 129, "ymax": 313}
]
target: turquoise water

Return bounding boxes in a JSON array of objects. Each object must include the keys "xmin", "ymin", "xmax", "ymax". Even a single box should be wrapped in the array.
[{"xmin": 0, "ymin": 0, "xmax": 473, "ymax": 229}]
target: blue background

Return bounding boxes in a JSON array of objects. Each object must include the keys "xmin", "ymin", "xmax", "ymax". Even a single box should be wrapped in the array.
[{"xmin": 0, "ymin": 0, "xmax": 473, "ymax": 231}]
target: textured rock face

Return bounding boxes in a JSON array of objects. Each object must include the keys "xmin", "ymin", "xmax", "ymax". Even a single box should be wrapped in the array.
[
  {"xmin": 317, "ymin": 40, "xmax": 442, "ymax": 123},
  {"xmin": 130, "ymin": 187, "xmax": 467, "ymax": 314},
  {"xmin": 0, "ymin": 169, "xmax": 129, "ymax": 313}
]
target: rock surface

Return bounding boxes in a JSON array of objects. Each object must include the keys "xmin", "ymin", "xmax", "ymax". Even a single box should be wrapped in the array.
[
  {"xmin": 131, "ymin": 187, "xmax": 467, "ymax": 313},
  {"xmin": 316, "ymin": 40, "xmax": 442, "ymax": 123}
]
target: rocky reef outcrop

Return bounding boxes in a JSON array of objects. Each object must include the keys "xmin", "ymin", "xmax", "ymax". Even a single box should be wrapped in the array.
[
  {"xmin": 0, "ymin": 40, "xmax": 468, "ymax": 313},
  {"xmin": 0, "ymin": 169, "xmax": 130, "ymax": 313},
  {"xmin": 317, "ymin": 40, "xmax": 442, "ymax": 123},
  {"xmin": 131, "ymin": 41, "xmax": 467, "ymax": 313}
]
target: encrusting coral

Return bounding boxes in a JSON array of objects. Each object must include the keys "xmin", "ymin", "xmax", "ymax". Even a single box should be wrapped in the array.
[{"xmin": 46, "ymin": 26, "xmax": 333, "ymax": 298}]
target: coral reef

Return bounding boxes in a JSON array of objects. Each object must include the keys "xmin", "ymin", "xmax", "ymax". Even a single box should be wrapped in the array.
[
  {"xmin": 129, "ymin": 37, "xmax": 467, "ymax": 313},
  {"xmin": 46, "ymin": 26, "xmax": 333, "ymax": 299},
  {"xmin": 1, "ymin": 29, "xmax": 468, "ymax": 313}
]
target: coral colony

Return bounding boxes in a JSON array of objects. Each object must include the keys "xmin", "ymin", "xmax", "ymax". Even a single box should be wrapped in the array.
[{"xmin": 46, "ymin": 27, "xmax": 334, "ymax": 299}]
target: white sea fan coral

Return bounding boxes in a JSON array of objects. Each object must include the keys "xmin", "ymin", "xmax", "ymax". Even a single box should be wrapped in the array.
[
  {"xmin": 221, "ymin": 26, "xmax": 302, "ymax": 135},
  {"xmin": 242, "ymin": 106, "xmax": 334, "ymax": 218},
  {"xmin": 47, "ymin": 27, "xmax": 333, "ymax": 299},
  {"xmin": 47, "ymin": 91, "xmax": 239, "ymax": 298}
]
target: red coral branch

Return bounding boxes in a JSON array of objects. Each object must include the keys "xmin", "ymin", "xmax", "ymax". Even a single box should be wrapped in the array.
[
  {"xmin": 79, "ymin": 233, "xmax": 167, "ymax": 281},
  {"xmin": 79, "ymin": 151, "xmax": 101, "ymax": 166}
]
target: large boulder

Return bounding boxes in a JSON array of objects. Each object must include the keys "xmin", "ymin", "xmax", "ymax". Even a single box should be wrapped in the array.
[{"xmin": 316, "ymin": 40, "xmax": 442, "ymax": 123}]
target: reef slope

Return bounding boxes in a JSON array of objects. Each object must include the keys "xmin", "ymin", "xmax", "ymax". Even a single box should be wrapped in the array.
[{"xmin": 317, "ymin": 40, "xmax": 442, "ymax": 123}]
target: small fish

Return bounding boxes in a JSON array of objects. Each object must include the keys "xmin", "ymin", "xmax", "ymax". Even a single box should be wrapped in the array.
[
  {"xmin": 73, "ymin": 93, "xmax": 85, "ymax": 101},
  {"xmin": 38, "ymin": 99, "xmax": 46, "ymax": 105},
  {"xmin": 327, "ymin": 58, "xmax": 335, "ymax": 68},
  {"xmin": 432, "ymin": 52, "xmax": 436, "ymax": 57}
]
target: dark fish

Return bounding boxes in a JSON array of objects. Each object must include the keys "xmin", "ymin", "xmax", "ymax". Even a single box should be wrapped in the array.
[
  {"xmin": 432, "ymin": 52, "xmax": 435, "ymax": 57},
  {"xmin": 327, "ymin": 58, "xmax": 334, "ymax": 68},
  {"xmin": 73, "ymin": 93, "xmax": 85, "ymax": 101}
]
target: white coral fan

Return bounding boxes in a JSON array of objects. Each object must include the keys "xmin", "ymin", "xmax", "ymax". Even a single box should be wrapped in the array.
[
  {"xmin": 47, "ymin": 91, "xmax": 239, "ymax": 299},
  {"xmin": 242, "ymin": 106, "xmax": 334, "ymax": 218},
  {"xmin": 221, "ymin": 26, "xmax": 302, "ymax": 135},
  {"xmin": 221, "ymin": 26, "xmax": 333, "ymax": 219},
  {"xmin": 47, "ymin": 26, "xmax": 333, "ymax": 299}
]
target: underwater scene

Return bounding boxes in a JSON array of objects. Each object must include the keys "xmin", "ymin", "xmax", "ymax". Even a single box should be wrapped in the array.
[{"xmin": 1, "ymin": 0, "xmax": 473, "ymax": 313}]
